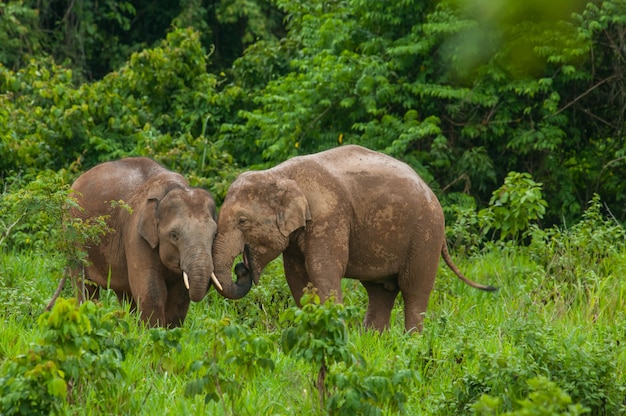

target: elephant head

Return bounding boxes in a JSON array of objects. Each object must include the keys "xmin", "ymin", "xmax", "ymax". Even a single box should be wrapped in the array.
[
  {"xmin": 212, "ymin": 171, "xmax": 311, "ymax": 299},
  {"xmin": 138, "ymin": 185, "xmax": 220, "ymax": 302}
]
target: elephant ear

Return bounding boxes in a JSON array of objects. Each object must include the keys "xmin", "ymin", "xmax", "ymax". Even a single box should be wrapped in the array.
[
  {"xmin": 275, "ymin": 179, "xmax": 312, "ymax": 237},
  {"xmin": 137, "ymin": 181, "xmax": 183, "ymax": 249},
  {"xmin": 138, "ymin": 197, "xmax": 160, "ymax": 249}
]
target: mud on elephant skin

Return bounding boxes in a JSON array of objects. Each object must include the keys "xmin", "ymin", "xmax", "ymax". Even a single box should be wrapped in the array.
[
  {"xmin": 47, "ymin": 157, "xmax": 232, "ymax": 327},
  {"xmin": 212, "ymin": 145, "xmax": 495, "ymax": 332}
]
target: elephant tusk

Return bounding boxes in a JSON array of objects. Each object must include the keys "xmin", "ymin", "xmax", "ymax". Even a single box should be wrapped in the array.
[
  {"xmin": 211, "ymin": 272, "xmax": 223, "ymax": 291},
  {"xmin": 183, "ymin": 271, "xmax": 190, "ymax": 290}
]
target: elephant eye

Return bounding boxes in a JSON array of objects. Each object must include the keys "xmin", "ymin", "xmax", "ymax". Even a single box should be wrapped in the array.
[
  {"xmin": 169, "ymin": 231, "xmax": 179, "ymax": 243},
  {"xmin": 237, "ymin": 216, "xmax": 249, "ymax": 228}
]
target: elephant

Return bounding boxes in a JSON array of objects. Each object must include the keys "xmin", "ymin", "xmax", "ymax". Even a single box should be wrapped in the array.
[
  {"xmin": 47, "ymin": 157, "xmax": 234, "ymax": 327},
  {"xmin": 211, "ymin": 145, "xmax": 495, "ymax": 332}
]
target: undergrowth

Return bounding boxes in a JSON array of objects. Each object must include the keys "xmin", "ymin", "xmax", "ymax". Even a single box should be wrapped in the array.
[{"xmin": 0, "ymin": 196, "xmax": 625, "ymax": 415}]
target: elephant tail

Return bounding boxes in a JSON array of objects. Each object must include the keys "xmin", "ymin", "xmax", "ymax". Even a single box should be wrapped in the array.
[
  {"xmin": 45, "ymin": 277, "xmax": 67, "ymax": 311},
  {"xmin": 441, "ymin": 243, "xmax": 497, "ymax": 292}
]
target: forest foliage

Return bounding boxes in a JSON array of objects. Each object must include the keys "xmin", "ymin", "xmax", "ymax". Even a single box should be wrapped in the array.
[
  {"xmin": 2, "ymin": 0, "xmax": 626, "ymax": 232},
  {"xmin": 1, "ymin": 1, "xmax": 626, "ymax": 414}
]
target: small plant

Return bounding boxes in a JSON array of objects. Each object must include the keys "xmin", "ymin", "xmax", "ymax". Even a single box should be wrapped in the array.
[
  {"xmin": 484, "ymin": 172, "xmax": 547, "ymax": 241},
  {"xmin": 147, "ymin": 326, "xmax": 183, "ymax": 372},
  {"xmin": 280, "ymin": 286, "xmax": 418, "ymax": 413},
  {"xmin": 529, "ymin": 194, "xmax": 626, "ymax": 283},
  {"xmin": 445, "ymin": 173, "xmax": 547, "ymax": 252},
  {"xmin": 0, "ymin": 172, "xmax": 112, "ymax": 307},
  {"xmin": 436, "ymin": 317, "xmax": 622, "ymax": 415},
  {"xmin": 0, "ymin": 172, "xmax": 71, "ymax": 251},
  {"xmin": 185, "ymin": 318, "xmax": 276, "ymax": 414},
  {"xmin": 280, "ymin": 286, "xmax": 359, "ymax": 405},
  {"xmin": 325, "ymin": 361, "xmax": 417, "ymax": 415},
  {"xmin": 472, "ymin": 376, "xmax": 590, "ymax": 415},
  {"xmin": 0, "ymin": 298, "xmax": 132, "ymax": 415},
  {"xmin": 0, "ymin": 349, "xmax": 66, "ymax": 416},
  {"xmin": 445, "ymin": 193, "xmax": 493, "ymax": 255}
]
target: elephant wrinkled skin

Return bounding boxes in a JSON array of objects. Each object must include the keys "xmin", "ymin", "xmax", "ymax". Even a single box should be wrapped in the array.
[
  {"xmin": 53, "ymin": 157, "xmax": 223, "ymax": 327},
  {"xmin": 212, "ymin": 145, "xmax": 495, "ymax": 332}
]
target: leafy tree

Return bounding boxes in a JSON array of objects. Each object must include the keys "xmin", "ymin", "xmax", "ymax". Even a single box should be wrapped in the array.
[
  {"xmin": 0, "ymin": 28, "xmax": 240, "ymax": 200},
  {"xmin": 0, "ymin": 1, "xmax": 43, "ymax": 70},
  {"xmin": 3, "ymin": 0, "xmax": 626, "ymax": 226},
  {"xmin": 0, "ymin": 1, "xmax": 285, "ymax": 80},
  {"xmin": 221, "ymin": 0, "xmax": 626, "ymax": 225}
]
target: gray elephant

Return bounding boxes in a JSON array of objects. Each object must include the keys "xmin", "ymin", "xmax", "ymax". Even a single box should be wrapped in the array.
[
  {"xmin": 48, "ymin": 157, "xmax": 232, "ymax": 327},
  {"xmin": 211, "ymin": 145, "xmax": 495, "ymax": 332}
]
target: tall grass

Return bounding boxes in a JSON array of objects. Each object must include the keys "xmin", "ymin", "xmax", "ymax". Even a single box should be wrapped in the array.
[{"xmin": 1, "ymin": 216, "xmax": 625, "ymax": 414}]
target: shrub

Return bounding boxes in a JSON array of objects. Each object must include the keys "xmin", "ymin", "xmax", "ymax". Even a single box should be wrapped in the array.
[
  {"xmin": 325, "ymin": 361, "xmax": 417, "ymax": 415},
  {"xmin": 0, "ymin": 298, "xmax": 133, "ymax": 415},
  {"xmin": 0, "ymin": 172, "xmax": 71, "ymax": 252},
  {"xmin": 529, "ymin": 194, "xmax": 626, "ymax": 283},
  {"xmin": 280, "ymin": 287, "xmax": 417, "ymax": 413},
  {"xmin": 280, "ymin": 286, "xmax": 359, "ymax": 403},
  {"xmin": 185, "ymin": 317, "xmax": 276, "ymax": 413},
  {"xmin": 484, "ymin": 172, "xmax": 547, "ymax": 241},
  {"xmin": 435, "ymin": 317, "xmax": 622, "ymax": 415},
  {"xmin": 0, "ymin": 171, "xmax": 111, "ymax": 305},
  {"xmin": 445, "ymin": 172, "xmax": 547, "ymax": 252},
  {"xmin": 444, "ymin": 193, "xmax": 492, "ymax": 255},
  {"xmin": 472, "ymin": 376, "xmax": 590, "ymax": 415}
]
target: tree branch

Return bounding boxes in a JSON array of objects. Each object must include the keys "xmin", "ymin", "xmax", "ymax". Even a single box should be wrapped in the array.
[
  {"xmin": 551, "ymin": 75, "xmax": 619, "ymax": 117},
  {"xmin": 0, "ymin": 214, "xmax": 25, "ymax": 248}
]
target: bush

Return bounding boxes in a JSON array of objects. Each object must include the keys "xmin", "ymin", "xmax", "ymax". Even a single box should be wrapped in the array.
[
  {"xmin": 445, "ymin": 172, "xmax": 547, "ymax": 252},
  {"xmin": 472, "ymin": 376, "xmax": 590, "ymax": 415},
  {"xmin": 280, "ymin": 288, "xmax": 417, "ymax": 413},
  {"xmin": 0, "ymin": 172, "xmax": 73, "ymax": 252},
  {"xmin": 484, "ymin": 172, "xmax": 548, "ymax": 241},
  {"xmin": 445, "ymin": 193, "xmax": 492, "ymax": 255},
  {"xmin": 0, "ymin": 298, "xmax": 134, "ymax": 415},
  {"xmin": 434, "ymin": 317, "xmax": 622, "ymax": 415},
  {"xmin": 529, "ymin": 194, "xmax": 626, "ymax": 283},
  {"xmin": 185, "ymin": 317, "xmax": 276, "ymax": 412}
]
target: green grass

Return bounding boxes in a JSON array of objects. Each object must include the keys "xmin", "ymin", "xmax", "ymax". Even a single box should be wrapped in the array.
[{"xmin": 1, "ymin": 245, "xmax": 625, "ymax": 415}]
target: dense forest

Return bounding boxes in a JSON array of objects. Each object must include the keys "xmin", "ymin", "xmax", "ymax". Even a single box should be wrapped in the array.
[{"xmin": 2, "ymin": 0, "xmax": 625, "ymax": 232}]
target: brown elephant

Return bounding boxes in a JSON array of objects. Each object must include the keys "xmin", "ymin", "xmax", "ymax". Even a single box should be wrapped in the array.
[
  {"xmin": 49, "ymin": 157, "xmax": 235, "ymax": 327},
  {"xmin": 211, "ymin": 145, "xmax": 495, "ymax": 332}
]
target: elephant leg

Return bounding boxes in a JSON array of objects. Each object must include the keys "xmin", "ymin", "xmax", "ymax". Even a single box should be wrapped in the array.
[
  {"xmin": 125, "ymin": 240, "xmax": 170, "ymax": 326},
  {"xmin": 164, "ymin": 282, "xmax": 191, "ymax": 328},
  {"xmin": 282, "ymin": 252, "xmax": 310, "ymax": 306},
  {"xmin": 140, "ymin": 298, "xmax": 167, "ymax": 327},
  {"xmin": 361, "ymin": 280, "xmax": 399, "ymax": 331},
  {"xmin": 398, "ymin": 249, "xmax": 440, "ymax": 333},
  {"xmin": 302, "ymin": 241, "xmax": 347, "ymax": 304},
  {"xmin": 283, "ymin": 239, "xmax": 346, "ymax": 305},
  {"xmin": 130, "ymin": 276, "xmax": 167, "ymax": 327}
]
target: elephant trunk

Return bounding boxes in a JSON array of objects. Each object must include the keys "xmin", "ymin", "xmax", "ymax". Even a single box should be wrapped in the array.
[
  {"xmin": 188, "ymin": 274, "xmax": 209, "ymax": 302},
  {"xmin": 182, "ymin": 250, "xmax": 213, "ymax": 302},
  {"xmin": 211, "ymin": 232, "xmax": 253, "ymax": 300}
]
